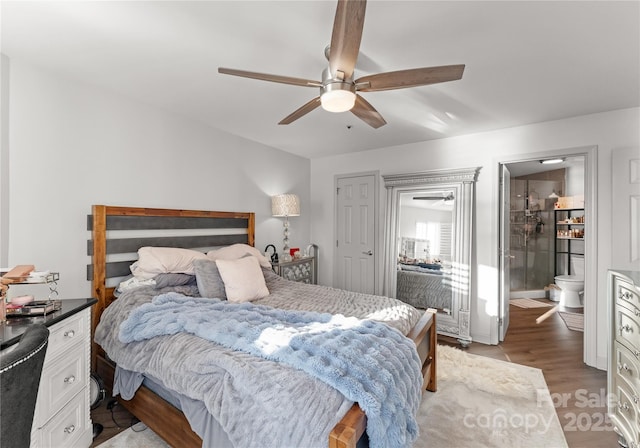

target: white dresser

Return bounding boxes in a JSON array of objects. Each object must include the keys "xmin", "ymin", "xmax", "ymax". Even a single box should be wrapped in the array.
[
  {"xmin": 609, "ymin": 270, "xmax": 640, "ymax": 448},
  {"xmin": 0, "ymin": 298, "xmax": 96, "ymax": 448}
]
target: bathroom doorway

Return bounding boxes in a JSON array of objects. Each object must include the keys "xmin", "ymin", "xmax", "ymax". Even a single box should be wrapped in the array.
[
  {"xmin": 502, "ymin": 155, "xmax": 585, "ymax": 303},
  {"xmin": 507, "ymin": 165, "xmax": 581, "ymax": 297},
  {"xmin": 498, "ymin": 146, "xmax": 598, "ymax": 367}
]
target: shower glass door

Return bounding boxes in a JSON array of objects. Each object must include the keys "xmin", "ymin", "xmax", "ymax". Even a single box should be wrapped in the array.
[{"xmin": 509, "ymin": 179, "xmax": 556, "ymax": 291}]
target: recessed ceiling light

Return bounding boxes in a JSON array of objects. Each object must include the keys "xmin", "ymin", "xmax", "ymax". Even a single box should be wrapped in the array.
[{"xmin": 540, "ymin": 158, "xmax": 565, "ymax": 165}]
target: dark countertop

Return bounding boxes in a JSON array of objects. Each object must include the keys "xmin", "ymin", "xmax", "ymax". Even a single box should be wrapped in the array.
[{"xmin": 1, "ymin": 298, "xmax": 97, "ymax": 350}]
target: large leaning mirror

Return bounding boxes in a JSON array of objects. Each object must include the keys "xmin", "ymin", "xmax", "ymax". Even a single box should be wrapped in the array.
[{"xmin": 383, "ymin": 167, "xmax": 480, "ymax": 346}]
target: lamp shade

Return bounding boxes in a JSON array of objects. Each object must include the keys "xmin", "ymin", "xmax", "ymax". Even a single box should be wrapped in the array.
[{"xmin": 271, "ymin": 194, "xmax": 300, "ymax": 217}]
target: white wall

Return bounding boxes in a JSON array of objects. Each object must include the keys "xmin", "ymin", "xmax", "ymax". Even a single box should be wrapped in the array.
[
  {"xmin": 310, "ymin": 107, "xmax": 640, "ymax": 369},
  {"xmin": 565, "ymin": 159, "xmax": 585, "ymax": 197},
  {"xmin": 3, "ymin": 59, "xmax": 310, "ymax": 299},
  {"xmin": 1, "ymin": 54, "xmax": 10, "ymax": 267}
]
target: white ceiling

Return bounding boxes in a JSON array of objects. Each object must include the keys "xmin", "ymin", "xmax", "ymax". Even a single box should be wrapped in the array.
[{"xmin": 2, "ymin": 1, "xmax": 638, "ymax": 159}]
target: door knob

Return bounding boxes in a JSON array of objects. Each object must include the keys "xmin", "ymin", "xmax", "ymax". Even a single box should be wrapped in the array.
[{"xmin": 362, "ymin": 250, "xmax": 373, "ymax": 256}]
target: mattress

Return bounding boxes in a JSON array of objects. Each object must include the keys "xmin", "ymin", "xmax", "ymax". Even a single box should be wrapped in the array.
[{"xmin": 96, "ymin": 269, "xmax": 422, "ymax": 448}]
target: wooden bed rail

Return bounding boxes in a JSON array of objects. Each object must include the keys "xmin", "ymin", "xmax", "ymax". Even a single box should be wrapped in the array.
[{"xmin": 328, "ymin": 309, "xmax": 437, "ymax": 448}]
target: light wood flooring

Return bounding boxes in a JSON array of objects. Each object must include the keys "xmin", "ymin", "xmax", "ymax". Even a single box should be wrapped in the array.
[{"xmin": 91, "ymin": 299, "xmax": 616, "ymax": 447}]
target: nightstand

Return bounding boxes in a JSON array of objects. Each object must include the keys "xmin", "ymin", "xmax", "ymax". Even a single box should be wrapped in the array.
[
  {"xmin": 272, "ymin": 256, "xmax": 317, "ymax": 284},
  {"xmin": 1, "ymin": 298, "xmax": 97, "ymax": 448}
]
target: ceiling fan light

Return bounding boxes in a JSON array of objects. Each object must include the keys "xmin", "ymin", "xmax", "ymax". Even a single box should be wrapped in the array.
[{"xmin": 321, "ymin": 89, "xmax": 356, "ymax": 113}]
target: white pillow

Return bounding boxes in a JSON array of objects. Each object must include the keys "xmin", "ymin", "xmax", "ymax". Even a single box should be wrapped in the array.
[
  {"xmin": 207, "ymin": 243, "xmax": 272, "ymax": 269},
  {"xmin": 130, "ymin": 247, "xmax": 208, "ymax": 280},
  {"xmin": 215, "ymin": 256, "xmax": 269, "ymax": 303}
]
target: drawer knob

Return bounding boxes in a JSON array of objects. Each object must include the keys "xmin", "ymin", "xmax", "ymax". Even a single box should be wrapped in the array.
[
  {"xmin": 635, "ymin": 350, "xmax": 640, "ymax": 358},
  {"xmin": 619, "ymin": 291, "xmax": 633, "ymax": 300},
  {"xmin": 64, "ymin": 425, "xmax": 75, "ymax": 434},
  {"xmin": 618, "ymin": 401, "xmax": 630, "ymax": 412},
  {"xmin": 632, "ymin": 394, "xmax": 639, "ymax": 404},
  {"xmin": 64, "ymin": 330, "xmax": 75, "ymax": 338},
  {"xmin": 618, "ymin": 363, "xmax": 631, "ymax": 374},
  {"xmin": 620, "ymin": 324, "xmax": 632, "ymax": 334},
  {"xmin": 64, "ymin": 375, "xmax": 76, "ymax": 384}
]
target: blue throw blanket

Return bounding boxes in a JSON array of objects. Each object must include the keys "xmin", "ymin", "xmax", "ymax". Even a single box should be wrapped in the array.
[{"xmin": 119, "ymin": 292, "xmax": 423, "ymax": 448}]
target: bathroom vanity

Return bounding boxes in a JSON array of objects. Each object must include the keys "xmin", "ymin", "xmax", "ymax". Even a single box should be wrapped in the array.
[{"xmin": 608, "ymin": 269, "xmax": 640, "ymax": 448}]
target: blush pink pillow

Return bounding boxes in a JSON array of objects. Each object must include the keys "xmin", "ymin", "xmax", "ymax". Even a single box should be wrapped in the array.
[{"xmin": 215, "ymin": 256, "xmax": 269, "ymax": 302}]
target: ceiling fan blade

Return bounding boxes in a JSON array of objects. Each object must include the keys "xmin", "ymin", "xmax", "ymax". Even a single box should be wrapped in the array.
[
  {"xmin": 328, "ymin": 0, "xmax": 367, "ymax": 80},
  {"xmin": 356, "ymin": 64, "xmax": 465, "ymax": 92},
  {"xmin": 350, "ymin": 94, "xmax": 386, "ymax": 129},
  {"xmin": 218, "ymin": 68, "xmax": 322, "ymax": 88},
  {"xmin": 278, "ymin": 97, "xmax": 322, "ymax": 125}
]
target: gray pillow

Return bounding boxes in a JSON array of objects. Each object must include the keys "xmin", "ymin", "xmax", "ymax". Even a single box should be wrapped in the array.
[
  {"xmin": 154, "ymin": 273, "xmax": 196, "ymax": 289},
  {"xmin": 193, "ymin": 259, "xmax": 227, "ymax": 299}
]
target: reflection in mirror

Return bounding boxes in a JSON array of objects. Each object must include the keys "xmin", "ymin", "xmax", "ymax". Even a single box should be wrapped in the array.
[
  {"xmin": 396, "ymin": 189, "xmax": 455, "ymax": 315},
  {"xmin": 383, "ymin": 168, "xmax": 480, "ymax": 346}
]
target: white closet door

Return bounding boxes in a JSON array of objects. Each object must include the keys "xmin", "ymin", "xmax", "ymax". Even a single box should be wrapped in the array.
[{"xmin": 612, "ymin": 147, "xmax": 640, "ymax": 270}]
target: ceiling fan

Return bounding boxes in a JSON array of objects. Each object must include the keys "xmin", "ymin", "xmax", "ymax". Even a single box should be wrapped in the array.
[{"xmin": 218, "ymin": 0, "xmax": 465, "ymax": 129}]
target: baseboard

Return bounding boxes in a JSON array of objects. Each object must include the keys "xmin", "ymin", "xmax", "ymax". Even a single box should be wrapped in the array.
[
  {"xmin": 509, "ymin": 290, "xmax": 547, "ymax": 299},
  {"xmin": 596, "ymin": 355, "xmax": 608, "ymax": 371}
]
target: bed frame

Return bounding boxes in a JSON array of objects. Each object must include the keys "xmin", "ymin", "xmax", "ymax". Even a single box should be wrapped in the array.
[{"xmin": 88, "ymin": 204, "xmax": 437, "ymax": 448}]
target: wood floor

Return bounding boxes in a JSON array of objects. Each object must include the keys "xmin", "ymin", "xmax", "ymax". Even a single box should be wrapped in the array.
[
  {"xmin": 90, "ymin": 396, "xmax": 139, "ymax": 447},
  {"xmin": 90, "ymin": 300, "xmax": 616, "ymax": 447}
]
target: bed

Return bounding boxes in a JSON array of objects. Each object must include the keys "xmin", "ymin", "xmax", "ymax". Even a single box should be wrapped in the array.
[
  {"xmin": 396, "ymin": 264, "xmax": 454, "ymax": 313},
  {"xmin": 88, "ymin": 205, "xmax": 437, "ymax": 448}
]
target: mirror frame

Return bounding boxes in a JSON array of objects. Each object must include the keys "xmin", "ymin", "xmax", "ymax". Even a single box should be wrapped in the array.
[{"xmin": 383, "ymin": 167, "xmax": 480, "ymax": 346}]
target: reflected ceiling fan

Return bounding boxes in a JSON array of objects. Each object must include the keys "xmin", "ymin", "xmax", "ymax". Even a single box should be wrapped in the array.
[
  {"xmin": 218, "ymin": 0, "xmax": 465, "ymax": 129},
  {"xmin": 413, "ymin": 193, "xmax": 455, "ymax": 202}
]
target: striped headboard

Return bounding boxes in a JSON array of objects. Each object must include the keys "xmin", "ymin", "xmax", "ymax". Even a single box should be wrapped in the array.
[{"xmin": 87, "ymin": 204, "xmax": 255, "ymax": 368}]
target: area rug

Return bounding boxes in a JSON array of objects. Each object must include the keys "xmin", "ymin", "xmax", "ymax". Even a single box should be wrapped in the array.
[
  {"xmin": 558, "ymin": 311, "xmax": 584, "ymax": 332},
  {"xmin": 510, "ymin": 298, "xmax": 555, "ymax": 308},
  {"xmin": 95, "ymin": 423, "xmax": 169, "ymax": 448},
  {"xmin": 98, "ymin": 346, "xmax": 567, "ymax": 448},
  {"xmin": 415, "ymin": 345, "xmax": 567, "ymax": 447}
]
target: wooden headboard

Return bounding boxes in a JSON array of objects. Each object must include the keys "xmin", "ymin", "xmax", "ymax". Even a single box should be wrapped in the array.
[{"xmin": 87, "ymin": 205, "xmax": 255, "ymax": 369}]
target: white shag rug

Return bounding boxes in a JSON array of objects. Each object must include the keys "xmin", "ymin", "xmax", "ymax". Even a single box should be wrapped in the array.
[
  {"xmin": 98, "ymin": 346, "xmax": 567, "ymax": 448},
  {"xmin": 415, "ymin": 345, "xmax": 567, "ymax": 448},
  {"xmin": 96, "ymin": 422, "xmax": 169, "ymax": 448}
]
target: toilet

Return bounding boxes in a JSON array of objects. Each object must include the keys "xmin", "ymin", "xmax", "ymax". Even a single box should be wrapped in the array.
[{"xmin": 554, "ymin": 255, "xmax": 584, "ymax": 308}]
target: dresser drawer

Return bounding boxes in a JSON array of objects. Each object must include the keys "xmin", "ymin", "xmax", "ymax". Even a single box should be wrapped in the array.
[
  {"xmin": 46, "ymin": 311, "xmax": 88, "ymax": 360},
  {"xmin": 32, "ymin": 388, "xmax": 92, "ymax": 448},
  {"xmin": 616, "ymin": 304, "xmax": 640, "ymax": 355},
  {"xmin": 617, "ymin": 277, "xmax": 640, "ymax": 315},
  {"xmin": 615, "ymin": 341, "xmax": 640, "ymax": 393},
  {"xmin": 34, "ymin": 337, "xmax": 88, "ymax": 427},
  {"xmin": 611, "ymin": 377, "xmax": 640, "ymax": 445}
]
